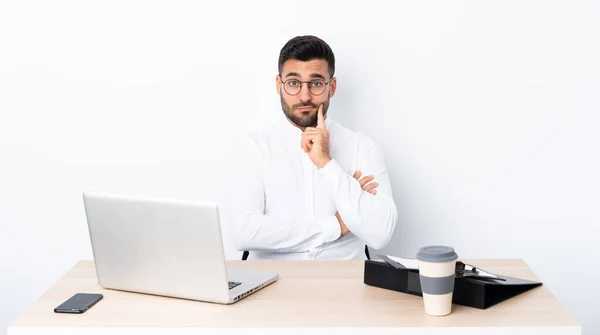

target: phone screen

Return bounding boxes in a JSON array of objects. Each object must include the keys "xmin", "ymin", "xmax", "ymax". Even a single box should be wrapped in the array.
[{"xmin": 54, "ymin": 293, "xmax": 103, "ymax": 314}]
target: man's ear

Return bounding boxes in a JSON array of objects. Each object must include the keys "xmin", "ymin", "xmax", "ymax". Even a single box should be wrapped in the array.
[
  {"xmin": 276, "ymin": 74, "xmax": 281, "ymax": 96},
  {"xmin": 329, "ymin": 77, "xmax": 337, "ymax": 98}
]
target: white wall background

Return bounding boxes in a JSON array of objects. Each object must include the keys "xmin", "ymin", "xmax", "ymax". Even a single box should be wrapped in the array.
[{"xmin": 1, "ymin": 0, "xmax": 599, "ymax": 333}]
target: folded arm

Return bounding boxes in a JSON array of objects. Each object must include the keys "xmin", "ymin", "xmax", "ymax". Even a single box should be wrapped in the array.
[
  {"xmin": 227, "ymin": 137, "xmax": 341, "ymax": 253},
  {"xmin": 318, "ymin": 137, "xmax": 398, "ymax": 250}
]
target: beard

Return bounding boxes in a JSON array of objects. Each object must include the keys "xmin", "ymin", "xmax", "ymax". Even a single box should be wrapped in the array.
[{"xmin": 280, "ymin": 93, "xmax": 330, "ymax": 128}]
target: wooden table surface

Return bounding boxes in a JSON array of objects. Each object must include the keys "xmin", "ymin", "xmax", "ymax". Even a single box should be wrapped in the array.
[{"xmin": 8, "ymin": 259, "xmax": 581, "ymax": 335}]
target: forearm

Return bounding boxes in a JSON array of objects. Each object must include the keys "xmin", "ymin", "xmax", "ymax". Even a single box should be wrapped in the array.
[
  {"xmin": 319, "ymin": 159, "xmax": 398, "ymax": 250},
  {"xmin": 231, "ymin": 211, "xmax": 341, "ymax": 253}
]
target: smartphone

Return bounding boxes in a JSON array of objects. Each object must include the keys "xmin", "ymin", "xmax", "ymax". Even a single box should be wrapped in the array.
[{"xmin": 54, "ymin": 293, "xmax": 103, "ymax": 314}]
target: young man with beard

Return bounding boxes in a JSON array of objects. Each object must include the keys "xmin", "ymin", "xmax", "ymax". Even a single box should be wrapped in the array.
[{"xmin": 228, "ymin": 35, "xmax": 398, "ymax": 260}]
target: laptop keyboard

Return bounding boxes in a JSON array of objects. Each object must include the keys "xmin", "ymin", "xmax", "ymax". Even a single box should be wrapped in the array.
[{"xmin": 228, "ymin": 281, "xmax": 242, "ymax": 290}]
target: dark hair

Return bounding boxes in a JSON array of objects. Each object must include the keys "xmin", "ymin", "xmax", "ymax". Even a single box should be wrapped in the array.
[{"xmin": 278, "ymin": 35, "xmax": 335, "ymax": 78}]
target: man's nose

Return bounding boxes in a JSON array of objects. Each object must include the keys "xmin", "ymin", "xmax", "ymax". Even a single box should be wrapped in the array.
[{"xmin": 298, "ymin": 83, "xmax": 311, "ymax": 102}]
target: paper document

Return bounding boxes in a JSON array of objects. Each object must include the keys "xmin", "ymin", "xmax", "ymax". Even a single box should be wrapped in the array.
[{"xmin": 377, "ymin": 255, "xmax": 420, "ymax": 270}]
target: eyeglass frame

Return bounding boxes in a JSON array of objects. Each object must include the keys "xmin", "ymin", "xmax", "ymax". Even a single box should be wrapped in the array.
[{"xmin": 279, "ymin": 76, "xmax": 335, "ymax": 96}]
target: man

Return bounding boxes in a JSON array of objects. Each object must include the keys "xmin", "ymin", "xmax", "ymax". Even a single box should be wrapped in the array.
[{"xmin": 228, "ymin": 35, "xmax": 398, "ymax": 260}]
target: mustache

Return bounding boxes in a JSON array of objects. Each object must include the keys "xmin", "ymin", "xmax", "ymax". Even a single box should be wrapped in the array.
[{"xmin": 293, "ymin": 102, "xmax": 318, "ymax": 109}]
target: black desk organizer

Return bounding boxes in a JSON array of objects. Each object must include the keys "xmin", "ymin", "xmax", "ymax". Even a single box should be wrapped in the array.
[{"xmin": 363, "ymin": 259, "xmax": 543, "ymax": 309}]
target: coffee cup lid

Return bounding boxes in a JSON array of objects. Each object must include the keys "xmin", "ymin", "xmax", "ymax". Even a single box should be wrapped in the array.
[{"xmin": 417, "ymin": 245, "xmax": 458, "ymax": 263}]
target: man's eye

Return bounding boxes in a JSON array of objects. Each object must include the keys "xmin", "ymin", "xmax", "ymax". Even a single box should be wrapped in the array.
[
  {"xmin": 311, "ymin": 81, "xmax": 324, "ymax": 87},
  {"xmin": 288, "ymin": 80, "xmax": 299, "ymax": 86}
]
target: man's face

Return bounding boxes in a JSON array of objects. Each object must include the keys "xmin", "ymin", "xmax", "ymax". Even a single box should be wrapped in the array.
[{"xmin": 276, "ymin": 59, "xmax": 337, "ymax": 129}]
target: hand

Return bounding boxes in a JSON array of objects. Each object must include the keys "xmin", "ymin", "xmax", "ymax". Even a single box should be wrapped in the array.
[
  {"xmin": 353, "ymin": 171, "xmax": 379, "ymax": 195},
  {"xmin": 301, "ymin": 104, "xmax": 331, "ymax": 168},
  {"xmin": 335, "ymin": 211, "xmax": 350, "ymax": 236}
]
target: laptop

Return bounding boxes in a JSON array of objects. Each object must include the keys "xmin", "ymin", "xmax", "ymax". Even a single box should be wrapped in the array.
[{"xmin": 82, "ymin": 192, "xmax": 278, "ymax": 304}]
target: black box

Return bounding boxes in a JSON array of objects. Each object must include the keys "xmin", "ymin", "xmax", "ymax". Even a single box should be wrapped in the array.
[{"xmin": 363, "ymin": 260, "xmax": 542, "ymax": 309}]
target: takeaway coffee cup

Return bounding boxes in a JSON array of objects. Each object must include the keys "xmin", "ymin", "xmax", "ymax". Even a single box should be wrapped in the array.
[{"xmin": 416, "ymin": 245, "xmax": 459, "ymax": 316}]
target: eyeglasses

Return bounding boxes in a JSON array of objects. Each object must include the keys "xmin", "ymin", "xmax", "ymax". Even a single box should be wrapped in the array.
[{"xmin": 280, "ymin": 78, "xmax": 333, "ymax": 96}]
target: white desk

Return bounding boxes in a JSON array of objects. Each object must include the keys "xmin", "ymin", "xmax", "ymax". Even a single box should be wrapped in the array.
[{"xmin": 8, "ymin": 259, "xmax": 581, "ymax": 334}]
